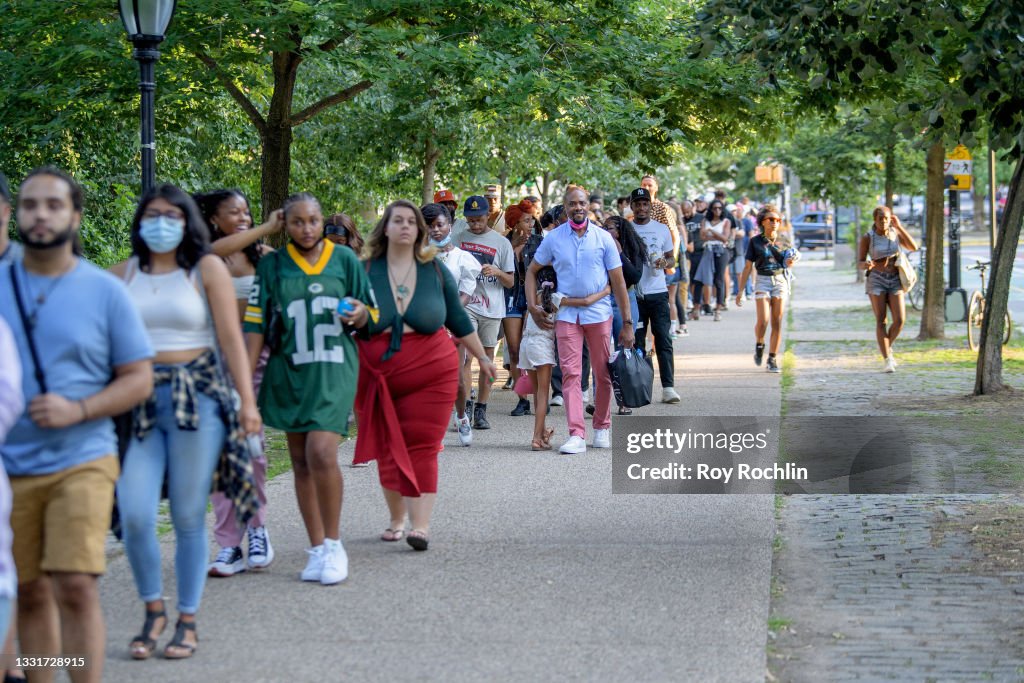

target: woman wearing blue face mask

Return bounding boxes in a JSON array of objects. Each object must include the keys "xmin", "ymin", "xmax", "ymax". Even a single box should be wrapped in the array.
[{"xmin": 109, "ymin": 184, "xmax": 260, "ymax": 660}]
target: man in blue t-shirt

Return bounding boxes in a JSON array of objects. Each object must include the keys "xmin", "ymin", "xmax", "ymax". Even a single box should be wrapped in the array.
[{"xmin": 0, "ymin": 168, "xmax": 153, "ymax": 682}]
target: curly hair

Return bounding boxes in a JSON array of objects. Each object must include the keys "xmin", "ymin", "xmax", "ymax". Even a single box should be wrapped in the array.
[
  {"xmin": 363, "ymin": 200, "xmax": 436, "ymax": 263},
  {"xmin": 194, "ymin": 189, "xmax": 262, "ymax": 268},
  {"xmin": 603, "ymin": 215, "xmax": 648, "ymax": 267},
  {"xmin": 756, "ymin": 203, "xmax": 781, "ymax": 227}
]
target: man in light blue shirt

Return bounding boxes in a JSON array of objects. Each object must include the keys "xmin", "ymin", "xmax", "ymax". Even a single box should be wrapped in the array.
[
  {"xmin": 0, "ymin": 167, "xmax": 153, "ymax": 683},
  {"xmin": 526, "ymin": 186, "xmax": 633, "ymax": 455}
]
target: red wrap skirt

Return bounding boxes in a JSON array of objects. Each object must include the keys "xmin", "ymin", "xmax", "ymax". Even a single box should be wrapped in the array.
[{"xmin": 354, "ymin": 329, "xmax": 459, "ymax": 496}]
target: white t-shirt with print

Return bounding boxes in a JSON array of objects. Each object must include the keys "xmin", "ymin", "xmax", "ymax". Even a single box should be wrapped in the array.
[
  {"xmin": 633, "ymin": 219, "xmax": 673, "ymax": 295},
  {"xmin": 454, "ymin": 227, "xmax": 515, "ymax": 319}
]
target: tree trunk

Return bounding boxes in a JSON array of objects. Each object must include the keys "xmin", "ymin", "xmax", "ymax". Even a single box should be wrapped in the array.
[
  {"xmin": 884, "ymin": 145, "xmax": 895, "ymax": 209},
  {"xmin": 918, "ymin": 142, "xmax": 946, "ymax": 340},
  {"xmin": 421, "ymin": 136, "xmax": 441, "ymax": 206},
  {"xmin": 260, "ymin": 50, "xmax": 300, "ymax": 232},
  {"xmin": 538, "ymin": 171, "xmax": 550, "ymax": 210},
  {"xmin": 974, "ymin": 152, "xmax": 1024, "ymax": 395},
  {"xmin": 499, "ymin": 167, "xmax": 509, "ymax": 207}
]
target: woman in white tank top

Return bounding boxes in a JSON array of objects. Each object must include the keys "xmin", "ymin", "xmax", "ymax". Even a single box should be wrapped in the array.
[
  {"xmin": 195, "ymin": 190, "xmax": 283, "ymax": 579},
  {"xmin": 696, "ymin": 200, "xmax": 733, "ymax": 321},
  {"xmin": 109, "ymin": 184, "xmax": 260, "ymax": 661},
  {"xmin": 857, "ymin": 205, "xmax": 918, "ymax": 372}
]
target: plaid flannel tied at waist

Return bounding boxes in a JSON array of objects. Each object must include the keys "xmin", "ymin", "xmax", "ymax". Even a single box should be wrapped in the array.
[{"xmin": 133, "ymin": 350, "xmax": 259, "ymax": 526}]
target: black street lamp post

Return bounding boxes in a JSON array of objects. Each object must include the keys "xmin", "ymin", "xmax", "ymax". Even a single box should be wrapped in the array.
[{"xmin": 118, "ymin": 0, "xmax": 177, "ymax": 195}]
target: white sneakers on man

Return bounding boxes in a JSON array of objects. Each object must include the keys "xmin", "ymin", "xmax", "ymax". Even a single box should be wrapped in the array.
[
  {"xmin": 559, "ymin": 435, "xmax": 587, "ymax": 454},
  {"xmin": 457, "ymin": 415, "xmax": 473, "ymax": 446},
  {"xmin": 593, "ymin": 429, "xmax": 611, "ymax": 448},
  {"xmin": 581, "ymin": 387, "xmax": 591, "ymax": 403},
  {"xmin": 662, "ymin": 387, "xmax": 681, "ymax": 403},
  {"xmin": 884, "ymin": 356, "xmax": 897, "ymax": 373}
]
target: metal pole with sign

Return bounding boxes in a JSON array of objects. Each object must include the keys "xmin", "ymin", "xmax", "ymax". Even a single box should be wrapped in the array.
[{"xmin": 943, "ymin": 145, "xmax": 972, "ymax": 322}]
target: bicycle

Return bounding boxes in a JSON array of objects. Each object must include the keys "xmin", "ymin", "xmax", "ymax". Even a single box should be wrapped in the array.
[
  {"xmin": 907, "ymin": 245, "xmax": 926, "ymax": 311},
  {"xmin": 966, "ymin": 259, "xmax": 1012, "ymax": 351}
]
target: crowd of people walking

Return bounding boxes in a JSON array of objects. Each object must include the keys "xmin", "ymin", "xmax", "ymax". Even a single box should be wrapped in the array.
[{"xmin": 0, "ymin": 164, "xmax": 818, "ymax": 679}]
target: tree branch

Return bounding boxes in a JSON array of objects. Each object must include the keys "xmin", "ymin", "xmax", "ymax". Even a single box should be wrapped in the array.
[
  {"xmin": 192, "ymin": 49, "xmax": 267, "ymax": 136},
  {"xmin": 291, "ymin": 80, "xmax": 373, "ymax": 126}
]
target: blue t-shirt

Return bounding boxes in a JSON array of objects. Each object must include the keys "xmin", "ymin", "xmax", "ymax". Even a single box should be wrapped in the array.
[
  {"xmin": 0, "ymin": 260, "xmax": 154, "ymax": 476},
  {"xmin": 0, "ymin": 241, "xmax": 23, "ymax": 266}
]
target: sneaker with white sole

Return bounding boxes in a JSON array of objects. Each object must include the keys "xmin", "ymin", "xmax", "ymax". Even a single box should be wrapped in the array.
[
  {"xmin": 581, "ymin": 387, "xmax": 591, "ymax": 403},
  {"xmin": 884, "ymin": 356, "xmax": 896, "ymax": 373},
  {"xmin": 662, "ymin": 387, "xmax": 681, "ymax": 404},
  {"xmin": 458, "ymin": 415, "xmax": 473, "ymax": 447},
  {"xmin": 208, "ymin": 546, "xmax": 246, "ymax": 577},
  {"xmin": 320, "ymin": 538, "xmax": 349, "ymax": 585},
  {"xmin": 549, "ymin": 394, "xmax": 564, "ymax": 407},
  {"xmin": 593, "ymin": 429, "xmax": 611, "ymax": 448},
  {"xmin": 559, "ymin": 435, "xmax": 587, "ymax": 454},
  {"xmin": 300, "ymin": 545, "xmax": 324, "ymax": 582},
  {"xmin": 247, "ymin": 526, "xmax": 274, "ymax": 569}
]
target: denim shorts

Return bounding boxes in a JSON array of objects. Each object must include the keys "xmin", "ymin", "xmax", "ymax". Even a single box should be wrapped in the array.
[
  {"xmin": 754, "ymin": 273, "xmax": 789, "ymax": 300},
  {"xmin": 867, "ymin": 270, "xmax": 903, "ymax": 296}
]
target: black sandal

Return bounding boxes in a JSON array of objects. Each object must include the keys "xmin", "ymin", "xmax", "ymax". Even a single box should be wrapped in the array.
[
  {"xmin": 163, "ymin": 619, "xmax": 198, "ymax": 660},
  {"xmin": 407, "ymin": 530, "xmax": 429, "ymax": 551},
  {"xmin": 129, "ymin": 606, "xmax": 167, "ymax": 660},
  {"xmin": 617, "ymin": 406, "xmax": 633, "ymax": 415}
]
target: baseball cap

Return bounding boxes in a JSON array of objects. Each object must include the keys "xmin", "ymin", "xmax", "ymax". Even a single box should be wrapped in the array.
[
  {"xmin": 0, "ymin": 172, "xmax": 10, "ymax": 204},
  {"xmin": 434, "ymin": 189, "xmax": 456, "ymax": 204},
  {"xmin": 629, "ymin": 187, "xmax": 652, "ymax": 203},
  {"xmin": 463, "ymin": 195, "xmax": 489, "ymax": 217},
  {"xmin": 484, "ymin": 184, "xmax": 501, "ymax": 198}
]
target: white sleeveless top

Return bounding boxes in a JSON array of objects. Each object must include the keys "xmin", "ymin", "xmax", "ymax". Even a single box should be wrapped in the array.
[
  {"xmin": 124, "ymin": 258, "xmax": 216, "ymax": 352},
  {"xmin": 233, "ymin": 274, "xmax": 255, "ymax": 300}
]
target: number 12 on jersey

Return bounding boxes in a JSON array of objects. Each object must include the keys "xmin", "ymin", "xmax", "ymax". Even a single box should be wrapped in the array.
[{"xmin": 287, "ymin": 296, "xmax": 345, "ymax": 365}]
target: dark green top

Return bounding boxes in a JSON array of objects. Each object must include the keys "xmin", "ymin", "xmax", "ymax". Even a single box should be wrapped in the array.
[{"xmin": 363, "ymin": 257, "xmax": 474, "ymax": 360}]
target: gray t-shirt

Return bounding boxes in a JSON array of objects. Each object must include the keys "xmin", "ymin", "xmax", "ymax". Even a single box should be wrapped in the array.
[
  {"xmin": 633, "ymin": 220, "xmax": 673, "ymax": 295},
  {"xmin": 455, "ymin": 227, "xmax": 515, "ymax": 319}
]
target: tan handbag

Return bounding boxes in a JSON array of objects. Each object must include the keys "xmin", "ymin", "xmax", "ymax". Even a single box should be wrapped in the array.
[{"xmin": 895, "ymin": 251, "xmax": 917, "ymax": 292}]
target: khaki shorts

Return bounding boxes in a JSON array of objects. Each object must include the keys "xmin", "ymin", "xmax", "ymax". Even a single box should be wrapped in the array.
[
  {"xmin": 467, "ymin": 309, "xmax": 502, "ymax": 348},
  {"xmin": 10, "ymin": 455, "xmax": 119, "ymax": 583}
]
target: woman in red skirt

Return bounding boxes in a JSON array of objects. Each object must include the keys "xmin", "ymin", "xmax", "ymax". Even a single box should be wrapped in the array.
[{"xmin": 353, "ymin": 200, "xmax": 496, "ymax": 551}]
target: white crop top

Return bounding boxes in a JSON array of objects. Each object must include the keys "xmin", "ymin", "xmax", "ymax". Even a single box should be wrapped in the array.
[
  {"xmin": 233, "ymin": 274, "xmax": 255, "ymax": 300},
  {"xmin": 124, "ymin": 259, "xmax": 216, "ymax": 352}
]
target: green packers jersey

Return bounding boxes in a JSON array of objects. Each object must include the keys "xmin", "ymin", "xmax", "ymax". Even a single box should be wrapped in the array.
[{"xmin": 244, "ymin": 241, "xmax": 374, "ymax": 433}]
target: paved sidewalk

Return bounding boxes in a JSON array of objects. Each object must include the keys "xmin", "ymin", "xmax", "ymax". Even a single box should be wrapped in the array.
[
  {"xmin": 770, "ymin": 256, "xmax": 1024, "ymax": 682},
  {"xmin": 98, "ymin": 298, "xmax": 778, "ymax": 682}
]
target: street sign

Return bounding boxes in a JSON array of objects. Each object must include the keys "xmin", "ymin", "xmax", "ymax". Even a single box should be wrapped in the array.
[
  {"xmin": 755, "ymin": 164, "xmax": 783, "ymax": 184},
  {"xmin": 945, "ymin": 145, "xmax": 972, "ymax": 190}
]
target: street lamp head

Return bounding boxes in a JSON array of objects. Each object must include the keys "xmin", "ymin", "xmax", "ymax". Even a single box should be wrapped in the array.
[{"xmin": 118, "ymin": 0, "xmax": 177, "ymax": 41}]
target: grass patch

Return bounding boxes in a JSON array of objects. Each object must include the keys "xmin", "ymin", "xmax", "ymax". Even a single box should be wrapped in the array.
[
  {"xmin": 263, "ymin": 423, "xmax": 359, "ymax": 480},
  {"xmin": 968, "ymin": 455, "xmax": 1024, "ymax": 484},
  {"xmin": 768, "ymin": 616, "xmax": 792, "ymax": 632},
  {"xmin": 780, "ymin": 340, "xmax": 796, "ymax": 395},
  {"xmin": 896, "ymin": 346, "xmax": 1024, "ymax": 371}
]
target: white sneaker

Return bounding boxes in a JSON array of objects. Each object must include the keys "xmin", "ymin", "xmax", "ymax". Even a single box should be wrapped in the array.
[
  {"xmin": 581, "ymin": 388, "xmax": 591, "ymax": 403},
  {"xmin": 559, "ymin": 435, "xmax": 587, "ymax": 454},
  {"xmin": 884, "ymin": 356, "xmax": 896, "ymax": 373},
  {"xmin": 208, "ymin": 546, "xmax": 246, "ymax": 577},
  {"xmin": 549, "ymin": 394, "xmax": 564, "ymax": 407},
  {"xmin": 457, "ymin": 415, "xmax": 473, "ymax": 447},
  {"xmin": 300, "ymin": 545, "xmax": 324, "ymax": 582},
  {"xmin": 662, "ymin": 387, "xmax": 681, "ymax": 404},
  {"xmin": 246, "ymin": 526, "xmax": 275, "ymax": 569},
  {"xmin": 319, "ymin": 538, "xmax": 349, "ymax": 585},
  {"xmin": 670, "ymin": 321, "xmax": 679, "ymax": 337},
  {"xmin": 593, "ymin": 429, "xmax": 611, "ymax": 448}
]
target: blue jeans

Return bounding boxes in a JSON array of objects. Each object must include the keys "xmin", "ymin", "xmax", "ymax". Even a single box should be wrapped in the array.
[
  {"xmin": 118, "ymin": 382, "xmax": 224, "ymax": 614},
  {"xmin": 611, "ymin": 289, "xmax": 640, "ymax": 341}
]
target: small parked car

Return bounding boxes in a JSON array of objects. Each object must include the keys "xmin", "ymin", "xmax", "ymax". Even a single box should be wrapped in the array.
[{"xmin": 791, "ymin": 211, "xmax": 841, "ymax": 249}]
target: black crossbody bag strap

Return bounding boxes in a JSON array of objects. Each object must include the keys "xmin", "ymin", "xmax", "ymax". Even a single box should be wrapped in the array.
[{"xmin": 9, "ymin": 266, "xmax": 48, "ymax": 393}]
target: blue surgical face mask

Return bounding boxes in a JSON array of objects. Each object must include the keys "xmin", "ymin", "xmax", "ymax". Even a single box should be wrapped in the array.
[
  {"xmin": 429, "ymin": 232, "xmax": 453, "ymax": 248},
  {"xmin": 139, "ymin": 216, "xmax": 186, "ymax": 253}
]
